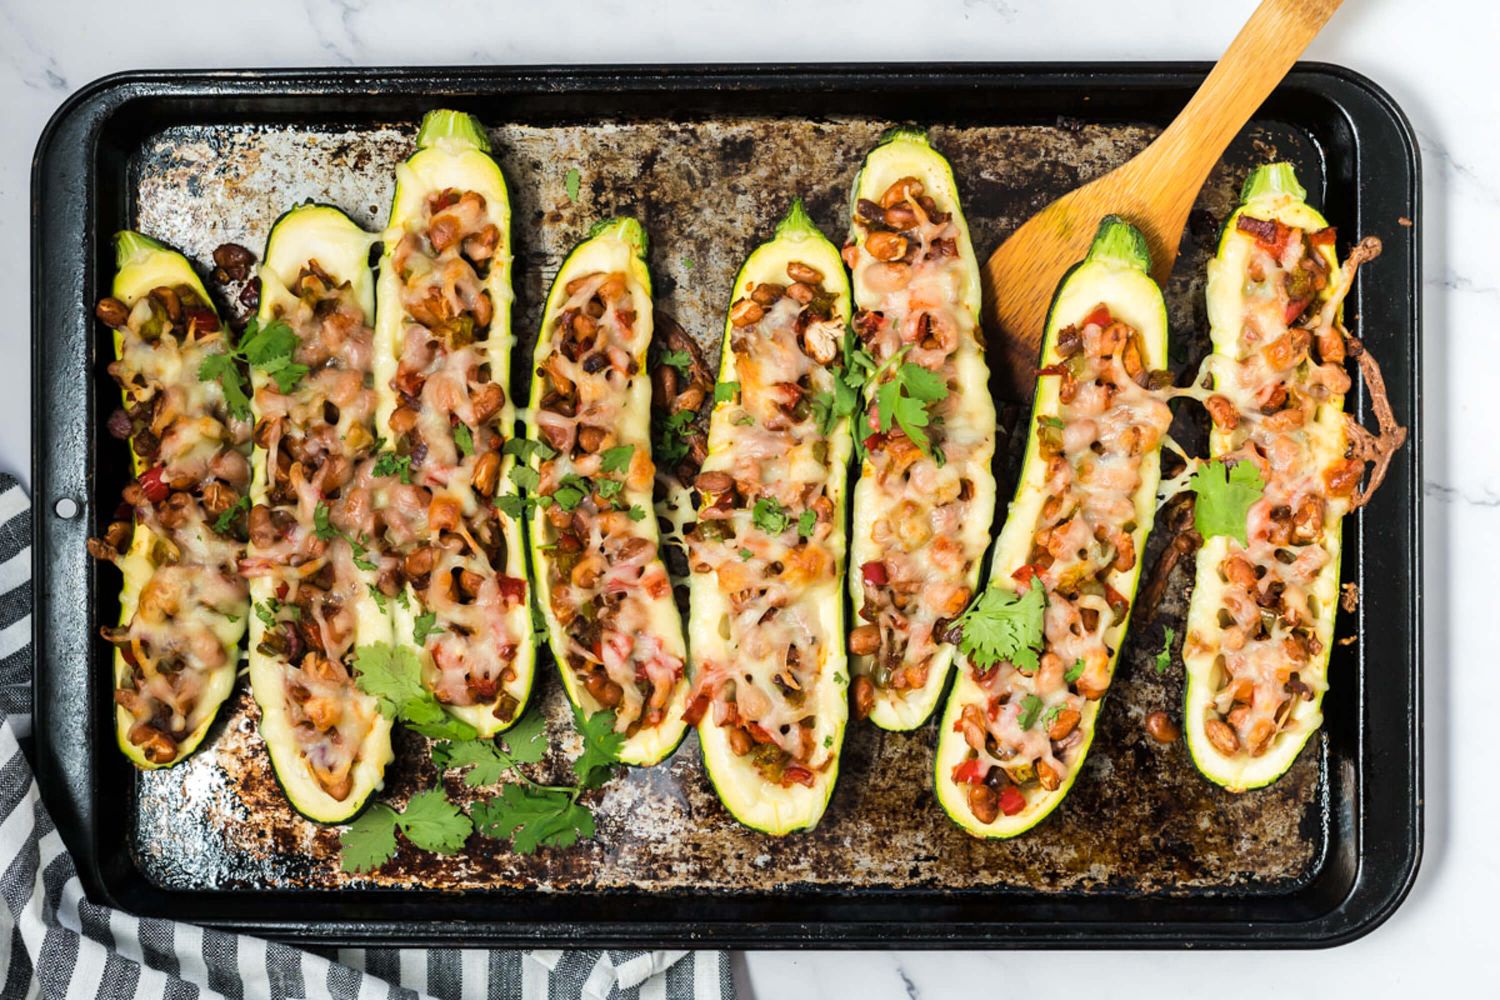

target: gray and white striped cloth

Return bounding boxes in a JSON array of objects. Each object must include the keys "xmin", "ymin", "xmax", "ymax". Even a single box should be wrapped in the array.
[{"xmin": 0, "ymin": 476, "xmax": 732, "ymax": 999}]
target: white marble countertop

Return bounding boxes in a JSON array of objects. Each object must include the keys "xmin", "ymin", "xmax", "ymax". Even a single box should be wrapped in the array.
[{"xmin": 5, "ymin": 0, "xmax": 1489, "ymax": 995}]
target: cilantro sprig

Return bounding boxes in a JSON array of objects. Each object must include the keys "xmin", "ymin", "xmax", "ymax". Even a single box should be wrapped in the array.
[
  {"xmin": 340, "ymin": 790, "xmax": 474, "ymax": 873},
  {"xmin": 352, "ymin": 642, "xmax": 474, "ymax": 741},
  {"xmin": 197, "ymin": 316, "xmax": 308, "ymax": 420},
  {"xmin": 1154, "ymin": 626, "xmax": 1177, "ymax": 675},
  {"xmin": 953, "ymin": 585, "xmax": 1047, "ymax": 673},
  {"xmin": 1188, "ymin": 460, "xmax": 1265, "ymax": 546},
  {"xmin": 875, "ymin": 360, "xmax": 949, "ymax": 457}
]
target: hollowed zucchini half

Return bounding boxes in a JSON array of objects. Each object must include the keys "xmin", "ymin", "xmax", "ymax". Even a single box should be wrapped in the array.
[
  {"xmin": 525, "ymin": 217, "xmax": 691, "ymax": 766},
  {"xmin": 1184, "ymin": 164, "xmax": 1347, "ymax": 792},
  {"xmin": 373, "ymin": 110, "xmax": 535, "ymax": 737},
  {"xmin": 846, "ymin": 128, "xmax": 997, "ymax": 731},
  {"xmin": 690, "ymin": 201, "xmax": 853, "ymax": 834},
  {"xmin": 108, "ymin": 232, "xmax": 245, "ymax": 769},
  {"xmin": 247, "ymin": 204, "xmax": 395, "ymax": 823},
  {"xmin": 934, "ymin": 217, "xmax": 1168, "ymax": 837}
]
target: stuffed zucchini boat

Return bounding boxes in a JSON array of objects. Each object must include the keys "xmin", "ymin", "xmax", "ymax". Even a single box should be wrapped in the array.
[
  {"xmin": 844, "ymin": 129, "xmax": 997, "ymax": 731},
  {"xmin": 1183, "ymin": 164, "xmax": 1375, "ymax": 791},
  {"xmin": 935, "ymin": 218, "xmax": 1171, "ymax": 836},
  {"xmin": 372, "ymin": 110, "xmax": 534, "ymax": 737},
  {"xmin": 682, "ymin": 201, "xmax": 853, "ymax": 834},
  {"xmin": 243, "ymin": 205, "xmax": 395, "ymax": 823},
  {"xmin": 89, "ymin": 232, "xmax": 251, "ymax": 768},
  {"xmin": 525, "ymin": 218, "xmax": 691, "ymax": 766}
]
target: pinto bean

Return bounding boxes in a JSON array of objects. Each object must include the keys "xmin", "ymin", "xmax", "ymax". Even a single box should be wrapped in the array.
[
  {"xmin": 1048, "ymin": 707, "xmax": 1081, "ymax": 741},
  {"xmin": 729, "ymin": 299, "xmax": 764, "ymax": 327},
  {"xmin": 576, "ymin": 425, "xmax": 607, "ymax": 454},
  {"xmin": 865, "ymin": 231, "xmax": 908, "ymax": 262},
  {"xmin": 967, "ymin": 783, "xmax": 1000, "ymax": 824},
  {"xmin": 472, "ymin": 450, "xmax": 501, "ymax": 496},
  {"xmin": 1204, "ymin": 718, "xmax": 1240, "ymax": 755},
  {"xmin": 1146, "ymin": 711, "xmax": 1180, "ymax": 743},
  {"xmin": 131, "ymin": 726, "xmax": 179, "ymax": 764},
  {"xmin": 404, "ymin": 547, "xmax": 436, "ymax": 579},
  {"xmin": 389, "ymin": 406, "xmax": 420, "ymax": 437},
  {"xmin": 786, "ymin": 260, "xmax": 824, "ymax": 285},
  {"xmin": 883, "ymin": 202, "xmax": 918, "ymax": 229},
  {"xmin": 879, "ymin": 177, "xmax": 923, "ymax": 209},
  {"xmin": 694, "ymin": 470, "xmax": 734, "ymax": 494},
  {"xmin": 428, "ymin": 495, "xmax": 462, "ymax": 533},
  {"xmin": 470, "ymin": 382, "xmax": 505, "ymax": 423},
  {"xmin": 851, "ymin": 675, "xmax": 875, "ymax": 720},
  {"xmin": 849, "ymin": 624, "xmax": 881, "ymax": 657},
  {"xmin": 1222, "ymin": 555, "xmax": 1257, "ymax": 589},
  {"xmin": 248, "ymin": 504, "xmax": 278, "ymax": 548},
  {"xmin": 751, "ymin": 283, "xmax": 785, "ymax": 306},
  {"xmin": 1035, "ymin": 760, "xmax": 1061, "ymax": 791},
  {"xmin": 1291, "ymin": 495, "xmax": 1325, "ymax": 543},
  {"xmin": 728, "ymin": 726, "xmax": 754, "ymax": 756},
  {"xmin": 584, "ymin": 671, "xmax": 624, "ymax": 708},
  {"xmin": 95, "ymin": 297, "xmax": 129, "ymax": 328}
]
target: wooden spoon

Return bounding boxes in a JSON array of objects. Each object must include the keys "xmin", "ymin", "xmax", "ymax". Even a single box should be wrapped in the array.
[{"xmin": 983, "ymin": 0, "xmax": 1345, "ymax": 400}]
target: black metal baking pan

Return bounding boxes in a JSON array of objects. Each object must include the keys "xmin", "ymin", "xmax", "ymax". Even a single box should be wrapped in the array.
[{"xmin": 30, "ymin": 63, "xmax": 1420, "ymax": 948}]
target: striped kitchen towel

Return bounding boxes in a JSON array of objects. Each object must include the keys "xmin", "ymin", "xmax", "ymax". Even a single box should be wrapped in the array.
[{"xmin": 0, "ymin": 475, "xmax": 732, "ymax": 1000}]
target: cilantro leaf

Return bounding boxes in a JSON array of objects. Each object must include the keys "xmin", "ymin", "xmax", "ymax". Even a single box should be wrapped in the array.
[
  {"xmin": 503, "ymin": 437, "xmax": 557, "ymax": 463},
  {"xmin": 714, "ymin": 381, "xmax": 740, "ymax": 404},
  {"xmin": 373, "ymin": 452, "xmax": 413, "ymax": 484},
  {"xmin": 875, "ymin": 361, "xmax": 949, "ymax": 457},
  {"xmin": 797, "ymin": 509, "xmax": 817, "ymax": 538},
  {"xmin": 739, "ymin": 548, "xmax": 753, "ymax": 560},
  {"xmin": 453, "ymin": 423, "xmax": 474, "ymax": 457},
  {"xmin": 395, "ymin": 788, "xmax": 472, "ymax": 854},
  {"xmin": 197, "ymin": 351, "xmax": 252, "ymax": 421},
  {"xmin": 339, "ymin": 803, "xmax": 399, "ymax": 873},
  {"xmin": 509, "ymin": 465, "xmax": 541, "ymax": 493},
  {"xmin": 412, "ymin": 611, "xmax": 445, "ymax": 646},
  {"xmin": 900, "ymin": 362, "xmax": 947, "ymax": 402},
  {"xmin": 573, "ymin": 709, "xmax": 626, "ymax": 788},
  {"xmin": 751, "ymin": 497, "xmax": 789, "ymax": 536},
  {"xmin": 352, "ymin": 642, "xmax": 428, "ymax": 719},
  {"xmin": 501, "ymin": 709, "xmax": 548, "ymax": 765},
  {"xmin": 955, "ymin": 585, "xmax": 1047, "ymax": 673},
  {"xmin": 564, "ymin": 167, "xmax": 580, "ymax": 202},
  {"xmin": 258, "ymin": 354, "xmax": 309, "ymax": 394},
  {"xmin": 1017, "ymin": 693, "xmax": 1044, "ymax": 730},
  {"xmin": 1065, "ymin": 658, "xmax": 1086, "ymax": 683},
  {"xmin": 471, "ymin": 783, "xmax": 594, "ymax": 854},
  {"xmin": 367, "ymin": 583, "xmax": 388, "ymax": 614},
  {"xmin": 403, "ymin": 712, "xmax": 479, "ymax": 742},
  {"xmin": 213, "ymin": 494, "xmax": 250, "ymax": 535},
  {"xmin": 238, "ymin": 317, "xmax": 298, "ymax": 365},
  {"xmin": 313, "ymin": 501, "xmax": 336, "ymax": 541},
  {"xmin": 494, "ymin": 494, "xmax": 527, "ymax": 519},
  {"xmin": 1155, "ymin": 626, "xmax": 1176, "ymax": 675},
  {"xmin": 626, "ymin": 504, "xmax": 647, "ymax": 521},
  {"xmin": 1189, "ymin": 460, "xmax": 1266, "ymax": 546},
  {"xmin": 432, "ymin": 738, "xmax": 512, "ymax": 787},
  {"xmin": 600, "ymin": 445, "xmax": 634, "ymax": 474},
  {"xmin": 658, "ymin": 349, "xmax": 693, "ymax": 378}
]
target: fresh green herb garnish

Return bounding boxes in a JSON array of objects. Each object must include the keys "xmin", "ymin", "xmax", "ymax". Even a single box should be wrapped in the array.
[
  {"xmin": 1065, "ymin": 658, "xmax": 1086, "ymax": 684},
  {"xmin": 197, "ymin": 316, "xmax": 309, "ymax": 420},
  {"xmin": 1040, "ymin": 415, "xmax": 1065, "ymax": 430},
  {"xmin": 339, "ymin": 791, "xmax": 474, "ymax": 873},
  {"xmin": 373, "ymin": 452, "xmax": 413, "ymax": 484},
  {"xmin": 1188, "ymin": 460, "xmax": 1266, "ymax": 546},
  {"xmin": 313, "ymin": 502, "xmax": 336, "ymax": 541},
  {"xmin": 715, "ymin": 381, "xmax": 740, "ymax": 404},
  {"xmin": 739, "ymin": 548, "xmax": 753, "ymax": 560},
  {"xmin": 797, "ymin": 509, "xmax": 817, "ymax": 538},
  {"xmin": 1155, "ymin": 627, "xmax": 1176, "ymax": 675},
  {"xmin": 367, "ymin": 584, "xmax": 387, "ymax": 614},
  {"xmin": 412, "ymin": 611, "xmax": 445, "ymax": 646},
  {"xmin": 626, "ymin": 504, "xmax": 647, "ymax": 521},
  {"xmin": 453, "ymin": 423, "xmax": 474, "ymax": 457},
  {"xmin": 1017, "ymin": 694, "xmax": 1044, "ymax": 730},
  {"xmin": 752, "ymin": 497, "xmax": 790, "ymax": 535},
  {"xmin": 658, "ymin": 349, "xmax": 693, "ymax": 378},
  {"xmin": 655, "ymin": 409, "xmax": 695, "ymax": 465},
  {"xmin": 471, "ymin": 784, "xmax": 595, "ymax": 855},
  {"xmin": 600, "ymin": 445, "xmax": 635, "ymax": 474},
  {"xmin": 564, "ymin": 167, "xmax": 581, "ymax": 202},
  {"xmin": 875, "ymin": 361, "xmax": 949, "ymax": 456},
  {"xmin": 213, "ymin": 494, "xmax": 250, "ymax": 535},
  {"xmin": 954, "ymin": 585, "xmax": 1046, "ymax": 673},
  {"xmin": 351, "ymin": 641, "xmax": 476, "ymax": 741}
]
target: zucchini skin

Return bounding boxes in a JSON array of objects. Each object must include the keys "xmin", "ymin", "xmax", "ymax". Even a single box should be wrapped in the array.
[
  {"xmin": 1182, "ymin": 164, "xmax": 1347, "ymax": 791},
  {"xmin": 845, "ymin": 128, "xmax": 998, "ymax": 731},
  {"xmin": 246, "ymin": 204, "xmax": 395, "ymax": 824},
  {"xmin": 689, "ymin": 200, "xmax": 853, "ymax": 835},
  {"xmin": 106, "ymin": 232, "xmax": 247, "ymax": 770},
  {"xmin": 373, "ymin": 110, "xmax": 535, "ymax": 737},
  {"xmin": 933, "ymin": 217, "xmax": 1169, "ymax": 838},
  {"xmin": 525, "ymin": 217, "xmax": 692, "ymax": 767}
]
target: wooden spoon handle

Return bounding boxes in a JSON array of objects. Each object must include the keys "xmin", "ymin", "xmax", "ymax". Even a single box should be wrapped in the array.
[{"xmin": 1138, "ymin": 0, "xmax": 1344, "ymax": 203}]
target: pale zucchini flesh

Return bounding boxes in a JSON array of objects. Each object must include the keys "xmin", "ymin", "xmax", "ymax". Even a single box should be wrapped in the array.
[
  {"xmin": 1183, "ymin": 164, "xmax": 1347, "ymax": 792},
  {"xmin": 689, "ymin": 201, "xmax": 852, "ymax": 834},
  {"xmin": 525, "ymin": 218, "xmax": 691, "ymax": 767},
  {"xmin": 106, "ymin": 232, "xmax": 246, "ymax": 769},
  {"xmin": 846, "ymin": 129, "xmax": 997, "ymax": 731},
  {"xmin": 247, "ymin": 205, "xmax": 394, "ymax": 823},
  {"xmin": 934, "ymin": 218, "xmax": 1169, "ymax": 837},
  {"xmin": 374, "ymin": 110, "xmax": 535, "ymax": 737}
]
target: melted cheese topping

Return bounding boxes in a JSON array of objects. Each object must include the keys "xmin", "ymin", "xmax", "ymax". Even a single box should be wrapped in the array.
[
  {"xmin": 534, "ymin": 268, "xmax": 685, "ymax": 736},
  {"xmin": 246, "ymin": 265, "xmax": 386, "ymax": 801},
  {"xmin": 381, "ymin": 188, "xmax": 527, "ymax": 720},
  {"xmin": 848, "ymin": 176, "xmax": 994, "ymax": 706},
  {"xmin": 951, "ymin": 308, "xmax": 1172, "ymax": 810},
  {"xmin": 687, "ymin": 276, "xmax": 846, "ymax": 785},
  {"xmin": 1187, "ymin": 219, "xmax": 1350, "ymax": 760},
  {"xmin": 98, "ymin": 283, "xmax": 250, "ymax": 765}
]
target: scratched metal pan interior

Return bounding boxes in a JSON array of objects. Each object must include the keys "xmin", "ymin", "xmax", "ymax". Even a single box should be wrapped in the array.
[{"xmin": 31, "ymin": 65, "xmax": 1420, "ymax": 948}]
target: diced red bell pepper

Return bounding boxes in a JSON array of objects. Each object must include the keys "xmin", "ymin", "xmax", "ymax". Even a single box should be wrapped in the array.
[
  {"xmin": 1236, "ymin": 215, "xmax": 1294, "ymax": 256},
  {"xmin": 1104, "ymin": 582, "xmax": 1130, "ymax": 614},
  {"xmin": 861, "ymin": 561, "xmax": 889, "ymax": 587},
  {"xmin": 998, "ymin": 785, "xmax": 1027, "ymax": 816},
  {"xmin": 1307, "ymin": 226, "xmax": 1337, "ymax": 248},
  {"xmin": 748, "ymin": 722, "xmax": 775, "ymax": 744},
  {"xmin": 1083, "ymin": 304, "xmax": 1113, "ymax": 329},
  {"xmin": 496, "ymin": 575, "xmax": 527, "ymax": 605},
  {"xmin": 1011, "ymin": 564, "xmax": 1039, "ymax": 588},
  {"xmin": 137, "ymin": 466, "xmax": 169, "ymax": 504},
  {"xmin": 784, "ymin": 765, "xmax": 816, "ymax": 788},
  {"xmin": 1035, "ymin": 363, "xmax": 1069, "ymax": 377},
  {"xmin": 863, "ymin": 431, "xmax": 886, "ymax": 453},
  {"xmin": 1283, "ymin": 297, "xmax": 1313, "ymax": 324},
  {"xmin": 952, "ymin": 758, "xmax": 987, "ymax": 785}
]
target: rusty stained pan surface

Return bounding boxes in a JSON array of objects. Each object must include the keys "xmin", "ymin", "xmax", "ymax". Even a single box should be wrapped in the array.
[{"xmin": 127, "ymin": 116, "xmax": 1328, "ymax": 894}]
